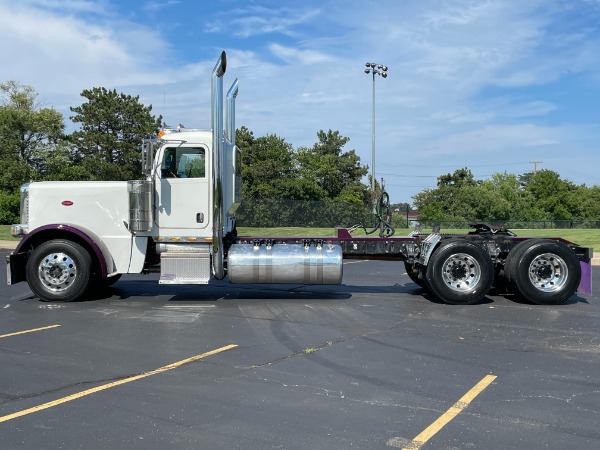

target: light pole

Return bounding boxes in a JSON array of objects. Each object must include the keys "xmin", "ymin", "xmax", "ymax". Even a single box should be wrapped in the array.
[{"xmin": 364, "ymin": 62, "xmax": 388, "ymax": 202}]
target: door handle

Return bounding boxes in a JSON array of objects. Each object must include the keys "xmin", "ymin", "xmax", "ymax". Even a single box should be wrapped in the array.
[{"xmin": 197, "ymin": 213, "xmax": 204, "ymax": 223}]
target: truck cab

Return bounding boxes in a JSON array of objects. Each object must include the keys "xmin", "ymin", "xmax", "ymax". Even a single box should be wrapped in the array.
[{"xmin": 6, "ymin": 51, "xmax": 244, "ymax": 298}]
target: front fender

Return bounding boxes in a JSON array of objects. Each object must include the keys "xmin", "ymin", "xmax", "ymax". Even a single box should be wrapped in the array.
[{"xmin": 13, "ymin": 224, "xmax": 109, "ymax": 278}]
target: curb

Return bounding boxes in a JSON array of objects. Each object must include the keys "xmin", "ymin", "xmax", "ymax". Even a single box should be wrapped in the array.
[{"xmin": 0, "ymin": 240, "xmax": 18, "ymax": 250}]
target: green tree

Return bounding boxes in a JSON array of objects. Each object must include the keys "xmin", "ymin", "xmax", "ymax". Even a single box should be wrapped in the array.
[
  {"xmin": 237, "ymin": 126, "xmax": 325, "ymax": 201},
  {"xmin": 0, "ymin": 81, "xmax": 65, "ymax": 190},
  {"xmin": 238, "ymin": 127, "xmax": 297, "ymax": 198},
  {"xmin": 524, "ymin": 170, "xmax": 578, "ymax": 220},
  {"xmin": 0, "ymin": 159, "xmax": 32, "ymax": 192},
  {"xmin": 487, "ymin": 172, "xmax": 547, "ymax": 220},
  {"xmin": 69, "ymin": 87, "xmax": 162, "ymax": 180},
  {"xmin": 0, "ymin": 190, "xmax": 19, "ymax": 224},
  {"xmin": 437, "ymin": 167, "xmax": 477, "ymax": 187},
  {"xmin": 296, "ymin": 130, "xmax": 368, "ymax": 204},
  {"xmin": 40, "ymin": 143, "xmax": 95, "ymax": 181},
  {"xmin": 413, "ymin": 168, "xmax": 480, "ymax": 221},
  {"xmin": 413, "ymin": 168, "xmax": 600, "ymax": 223},
  {"xmin": 571, "ymin": 185, "xmax": 600, "ymax": 219},
  {"xmin": 235, "ymin": 127, "xmax": 373, "ymax": 228}
]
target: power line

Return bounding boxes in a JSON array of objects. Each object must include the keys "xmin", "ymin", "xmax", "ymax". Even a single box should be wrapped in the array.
[
  {"xmin": 379, "ymin": 172, "xmax": 497, "ymax": 178},
  {"xmin": 385, "ymin": 184, "xmax": 437, "ymax": 188},
  {"xmin": 380, "ymin": 161, "xmax": 531, "ymax": 169},
  {"xmin": 378, "ymin": 173, "xmax": 438, "ymax": 178}
]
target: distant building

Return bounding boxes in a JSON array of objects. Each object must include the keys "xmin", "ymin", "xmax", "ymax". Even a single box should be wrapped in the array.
[
  {"xmin": 407, "ymin": 211, "xmax": 420, "ymax": 227},
  {"xmin": 393, "ymin": 209, "xmax": 420, "ymax": 227}
]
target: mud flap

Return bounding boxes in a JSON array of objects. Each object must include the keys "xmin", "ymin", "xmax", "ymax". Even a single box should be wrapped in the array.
[
  {"xmin": 6, "ymin": 252, "xmax": 27, "ymax": 285},
  {"xmin": 578, "ymin": 260, "xmax": 593, "ymax": 295}
]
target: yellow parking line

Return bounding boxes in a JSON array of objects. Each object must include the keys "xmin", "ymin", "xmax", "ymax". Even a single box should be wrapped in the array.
[
  {"xmin": 0, "ymin": 344, "xmax": 238, "ymax": 424},
  {"xmin": 0, "ymin": 324, "xmax": 61, "ymax": 339},
  {"xmin": 402, "ymin": 374, "xmax": 497, "ymax": 450}
]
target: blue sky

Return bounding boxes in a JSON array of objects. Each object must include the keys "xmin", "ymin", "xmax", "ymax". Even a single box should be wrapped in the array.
[{"xmin": 2, "ymin": 0, "xmax": 600, "ymax": 204}]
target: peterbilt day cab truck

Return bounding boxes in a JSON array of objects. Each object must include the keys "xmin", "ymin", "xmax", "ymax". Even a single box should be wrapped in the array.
[{"xmin": 6, "ymin": 52, "xmax": 594, "ymax": 305}]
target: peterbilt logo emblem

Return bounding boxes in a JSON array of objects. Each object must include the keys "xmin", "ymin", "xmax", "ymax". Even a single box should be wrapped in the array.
[{"xmin": 61, "ymin": 200, "xmax": 74, "ymax": 206}]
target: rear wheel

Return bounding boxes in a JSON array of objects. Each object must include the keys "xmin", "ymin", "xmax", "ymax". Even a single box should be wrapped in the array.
[
  {"xmin": 503, "ymin": 239, "xmax": 533, "ymax": 288},
  {"xmin": 425, "ymin": 239, "xmax": 494, "ymax": 305},
  {"xmin": 506, "ymin": 239, "xmax": 580, "ymax": 304},
  {"xmin": 26, "ymin": 240, "xmax": 92, "ymax": 302},
  {"xmin": 404, "ymin": 262, "xmax": 425, "ymax": 287}
]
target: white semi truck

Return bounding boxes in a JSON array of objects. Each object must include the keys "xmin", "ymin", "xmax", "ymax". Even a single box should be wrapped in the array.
[{"xmin": 6, "ymin": 52, "xmax": 593, "ymax": 305}]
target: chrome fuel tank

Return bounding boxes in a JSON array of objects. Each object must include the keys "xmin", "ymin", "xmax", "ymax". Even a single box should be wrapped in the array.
[{"xmin": 228, "ymin": 243, "xmax": 343, "ymax": 284}]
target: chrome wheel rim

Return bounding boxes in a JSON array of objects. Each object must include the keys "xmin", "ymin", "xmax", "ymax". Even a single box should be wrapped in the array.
[
  {"xmin": 38, "ymin": 252, "xmax": 77, "ymax": 292},
  {"xmin": 528, "ymin": 253, "xmax": 568, "ymax": 292},
  {"xmin": 441, "ymin": 253, "xmax": 481, "ymax": 292}
]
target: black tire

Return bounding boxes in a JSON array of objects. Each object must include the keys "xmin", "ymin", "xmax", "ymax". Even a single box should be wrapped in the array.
[
  {"xmin": 26, "ymin": 239, "xmax": 92, "ymax": 302},
  {"xmin": 503, "ymin": 239, "xmax": 534, "ymax": 288},
  {"xmin": 425, "ymin": 239, "xmax": 494, "ymax": 305},
  {"xmin": 94, "ymin": 273, "xmax": 122, "ymax": 289},
  {"xmin": 505, "ymin": 239, "xmax": 580, "ymax": 305},
  {"xmin": 103, "ymin": 273, "xmax": 122, "ymax": 287},
  {"xmin": 404, "ymin": 261, "xmax": 425, "ymax": 287}
]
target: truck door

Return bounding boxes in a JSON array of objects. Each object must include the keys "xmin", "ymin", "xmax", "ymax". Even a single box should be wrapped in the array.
[{"xmin": 155, "ymin": 145, "xmax": 211, "ymax": 234}]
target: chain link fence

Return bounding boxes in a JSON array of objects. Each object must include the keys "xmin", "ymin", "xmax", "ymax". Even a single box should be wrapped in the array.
[
  {"xmin": 236, "ymin": 199, "xmax": 600, "ymax": 229},
  {"xmin": 236, "ymin": 198, "xmax": 399, "ymax": 228},
  {"xmin": 417, "ymin": 219, "xmax": 600, "ymax": 229}
]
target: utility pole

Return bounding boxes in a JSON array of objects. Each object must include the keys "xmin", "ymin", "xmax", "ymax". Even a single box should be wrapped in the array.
[{"xmin": 530, "ymin": 161, "xmax": 543, "ymax": 173}]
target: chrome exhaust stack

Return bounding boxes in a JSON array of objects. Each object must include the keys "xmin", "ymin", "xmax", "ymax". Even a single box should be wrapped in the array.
[
  {"xmin": 226, "ymin": 78, "xmax": 238, "ymax": 144},
  {"xmin": 211, "ymin": 51, "xmax": 227, "ymax": 280}
]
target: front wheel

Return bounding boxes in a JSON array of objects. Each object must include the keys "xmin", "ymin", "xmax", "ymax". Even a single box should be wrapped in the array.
[
  {"xmin": 94, "ymin": 273, "xmax": 122, "ymax": 289},
  {"xmin": 505, "ymin": 239, "xmax": 580, "ymax": 305},
  {"xmin": 26, "ymin": 240, "xmax": 92, "ymax": 302},
  {"xmin": 425, "ymin": 239, "xmax": 494, "ymax": 305}
]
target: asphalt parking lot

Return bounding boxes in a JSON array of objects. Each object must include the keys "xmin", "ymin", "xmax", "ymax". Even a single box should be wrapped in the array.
[{"xmin": 1, "ymin": 248, "xmax": 599, "ymax": 449}]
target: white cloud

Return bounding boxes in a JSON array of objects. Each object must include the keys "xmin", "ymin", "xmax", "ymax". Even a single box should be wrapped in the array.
[
  {"xmin": 0, "ymin": 4, "xmax": 167, "ymax": 88},
  {"xmin": 429, "ymin": 109, "xmax": 494, "ymax": 124},
  {"xmin": 20, "ymin": 0, "xmax": 103, "ymax": 14},
  {"xmin": 208, "ymin": 6, "xmax": 321, "ymax": 38},
  {"xmin": 503, "ymin": 101, "xmax": 558, "ymax": 118},
  {"xmin": 269, "ymin": 44, "xmax": 333, "ymax": 65},
  {"xmin": 423, "ymin": 124, "xmax": 561, "ymax": 157},
  {"xmin": 144, "ymin": 0, "xmax": 180, "ymax": 12}
]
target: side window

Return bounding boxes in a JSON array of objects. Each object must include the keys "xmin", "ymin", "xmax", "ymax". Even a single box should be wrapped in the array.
[
  {"xmin": 161, "ymin": 147, "xmax": 206, "ymax": 178},
  {"xmin": 161, "ymin": 148, "xmax": 177, "ymax": 178},
  {"xmin": 178, "ymin": 150, "xmax": 206, "ymax": 178}
]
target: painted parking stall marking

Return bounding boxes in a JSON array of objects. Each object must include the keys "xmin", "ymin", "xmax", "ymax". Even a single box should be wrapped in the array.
[
  {"xmin": 0, "ymin": 344, "xmax": 238, "ymax": 424},
  {"xmin": 388, "ymin": 374, "xmax": 497, "ymax": 449},
  {"xmin": 0, "ymin": 324, "xmax": 61, "ymax": 339}
]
